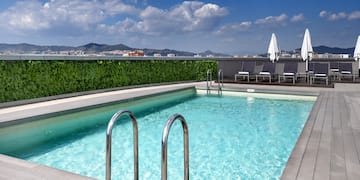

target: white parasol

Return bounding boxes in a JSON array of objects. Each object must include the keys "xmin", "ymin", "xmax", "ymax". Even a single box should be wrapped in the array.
[
  {"xmin": 267, "ymin": 33, "xmax": 280, "ymax": 63},
  {"xmin": 301, "ymin": 28, "xmax": 313, "ymax": 72},
  {"xmin": 354, "ymin": 35, "xmax": 360, "ymax": 61}
]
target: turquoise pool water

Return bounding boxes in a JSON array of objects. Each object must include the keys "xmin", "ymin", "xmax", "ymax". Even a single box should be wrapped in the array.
[{"xmin": 1, "ymin": 90, "xmax": 314, "ymax": 179}]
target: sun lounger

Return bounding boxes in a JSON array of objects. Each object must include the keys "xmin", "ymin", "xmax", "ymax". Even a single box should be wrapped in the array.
[
  {"xmin": 296, "ymin": 62, "xmax": 308, "ymax": 83},
  {"xmin": 329, "ymin": 62, "xmax": 340, "ymax": 80},
  {"xmin": 310, "ymin": 63, "xmax": 329, "ymax": 85},
  {"xmin": 339, "ymin": 63, "xmax": 355, "ymax": 82},
  {"xmin": 308, "ymin": 62, "xmax": 315, "ymax": 74},
  {"xmin": 234, "ymin": 61, "xmax": 256, "ymax": 82},
  {"xmin": 330, "ymin": 62, "xmax": 339, "ymax": 72},
  {"xmin": 256, "ymin": 62, "xmax": 276, "ymax": 83},
  {"xmin": 278, "ymin": 62, "xmax": 298, "ymax": 84},
  {"xmin": 299, "ymin": 62, "xmax": 315, "ymax": 84}
]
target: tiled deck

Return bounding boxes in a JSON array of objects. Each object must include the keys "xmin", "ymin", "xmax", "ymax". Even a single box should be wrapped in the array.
[{"xmin": 1, "ymin": 82, "xmax": 360, "ymax": 179}]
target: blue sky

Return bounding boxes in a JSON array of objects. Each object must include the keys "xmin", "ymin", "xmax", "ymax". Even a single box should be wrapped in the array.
[{"xmin": 0, "ymin": 0, "xmax": 359, "ymax": 55}]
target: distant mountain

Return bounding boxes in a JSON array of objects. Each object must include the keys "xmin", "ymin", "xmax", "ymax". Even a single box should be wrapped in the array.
[
  {"xmin": 258, "ymin": 45, "xmax": 356, "ymax": 57},
  {"xmin": 313, "ymin": 46, "xmax": 355, "ymax": 54},
  {"xmin": 198, "ymin": 50, "xmax": 231, "ymax": 57},
  {"xmin": 142, "ymin": 48, "xmax": 196, "ymax": 56},
  {"xmin": 0, "ymin": 43, "xmax": 355, "ymax": 57},
  {"xmin": 293, "ymin": 45, "xmax": 355, "ymax": 54},
  {"xmin": 0, "ymin": 42, "xmax": 230, "ymax": 57},
  {"xmin": 78, "ymin": 43, "xmax": 133, "ymax": 53},
  {"xmin": 0, "ymin": 43, "xmax": 74, "ymax": 53}
]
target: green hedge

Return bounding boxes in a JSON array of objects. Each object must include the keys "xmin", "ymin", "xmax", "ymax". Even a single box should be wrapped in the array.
[{"xmin": 0, "ymin": 60, "xmax": 217, "ymax": 103}]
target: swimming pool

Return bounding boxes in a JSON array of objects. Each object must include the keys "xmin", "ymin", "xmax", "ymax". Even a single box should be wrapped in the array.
[{"xmin": 0, "ymin": 88, "xmax": 315, "ymax": 179}]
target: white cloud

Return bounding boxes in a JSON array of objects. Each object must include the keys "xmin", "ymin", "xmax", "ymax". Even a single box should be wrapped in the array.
[
  {"xmin": 140, "ymin": 6, "xmax": 165, "ymax": 19},
  {"xmin": 319, "ymin": 10, "xmax": 360, "ymax": 21},
  {"xmin": 215, "ymin": 21, "xmax": 251, "ymax": 35},
  {"xmin": 0, "ymin": 1, "xmax": 49, "ymax": 30},
  {"xmin": 255, "ymin": 13, "xmax": 288, "ymax": 25},
  {"xmin": 194, "ymin": 3, "xmax": 227, "ymax": 18},
  {"xmin": 291, "ymin": 14, "xmax": 305, "ymax": 22},
  {"xmin": 100, "ymin": 1, "xmax": 228, "ymax": 35},
  {"xmin": 348, "ymin": 11, "xmax": 360, "ymax": 20},
  {"xmin": 127, "ymin": 0, "xmax": 148, "ymax": 5},
  {"xmin": 104, "ymin": 0, "xmax": 140, "ymax": 15},
  {"xmin": 0, "ymin": 0, "xmax": 229, "ymax": 39},
  {"xmin": 0, "ymin": 0, "xmax": 138, "ymax": 32},
  {"xmin": 97, "ymin": 18, "xmax": 141, "ymax": 34},
  {"xmin": 319, "ymin": 10, "xmax": 328, "ymax": 18},
  {"xmin": 329, "ymin": 12, "xmax": 347, "ymax": 20}
]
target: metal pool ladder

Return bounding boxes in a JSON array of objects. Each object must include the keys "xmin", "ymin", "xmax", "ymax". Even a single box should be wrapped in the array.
[
  {"xmin": 105, "ymin": 111, "xmax": 189, "ymax": 180},
  {"xmin": 206, "ymin": 69, "xmax": 223, "ymax": 95},
  {"xmin": 206, "ymin": 69, "xmax": 212, "ymax": 90},
  {"xmin": 106, "ymin": 110, "xmax": 139, "ymax": 180},
  {"xmin": 218, "ymin": 69, "xmax": 223, "ymax": 95},
  {"xmin": 161, "ymin": 114, "xmax": 189, "ymax": 180}
]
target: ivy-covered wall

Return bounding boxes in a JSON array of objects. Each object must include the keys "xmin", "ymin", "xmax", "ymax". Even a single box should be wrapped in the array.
[{"xmin": 0, "ymin": 60, "xmax": 217, "ymax": 103}]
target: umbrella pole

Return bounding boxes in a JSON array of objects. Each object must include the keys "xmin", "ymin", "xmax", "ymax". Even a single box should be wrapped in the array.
[{"xmin": 305, "ymin": 59, "xmax": 308, "ymax": 72}]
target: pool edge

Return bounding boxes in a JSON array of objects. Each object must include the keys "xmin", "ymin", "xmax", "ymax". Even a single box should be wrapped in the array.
[
  {"xmin": 0, "ymin": 82, "xmax": 321, "ymax": 179},
  {"xmin": 0, "ymin": 154, "xmax": 95, "ymax": 180}
]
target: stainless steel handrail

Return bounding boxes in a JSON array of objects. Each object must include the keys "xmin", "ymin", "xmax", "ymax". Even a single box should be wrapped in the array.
[
  {"xmin": 106, "ymin": 110, "xmax": 139, "ymax": 180},
  {"xmin": 218, "ymin": 69, "xmax": 224, "ymax": 87},
  {"xmin": 218, "ymin": 69, "xmax": 223, "ymax": 94},
  {"xmin": 206, "ymin": 69, "xmax": 212, "ymax": 90},
  {"xmin": 161, "ymin": 114, "xmax": 189, "ymax": 180}
]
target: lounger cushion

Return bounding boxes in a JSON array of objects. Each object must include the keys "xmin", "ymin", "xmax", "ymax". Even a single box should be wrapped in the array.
[
  {"xmin": 314, "ymin": 73, "xmax": 327, "ymax": 77},
  {"xmin": 330, "ymin": 68, "xmax": 339, "ymax": 72},
  {"xmin": 259, "ymin": 72, "xmax": 270, "ymax": 75},
  {"xmin": 341, "ymin": 71, "xmax": 351, "ymax": 74},
  {"xmin": 283, "ymin": 72, "xmax": 295, "ymax": 76},
  {"xmin": 238, "ymin": 71, "xmax": 249, "ymax": 75}
]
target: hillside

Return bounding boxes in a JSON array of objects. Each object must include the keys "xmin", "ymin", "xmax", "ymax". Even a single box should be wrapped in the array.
[
  {"xmin": 78, "ymin": 43, "xmax": 133, "ymax": 53},
  {"xmin": 312, "ymin": 46, "xmax": 355, "ymax": 54},
  {"xmin": 1, "ymin": 43, "xmax": 353, "ymax": 57},
  {"xmin": 0, "ymin": 43, "xmax": 219, "ymax": 56},
  {"xmin": 292, "ymin": 45, "xmax": 355, "ymax": 54},
  {"xmin": 0, "ymin": 43, "xmax": 74, "ymax": 53}
]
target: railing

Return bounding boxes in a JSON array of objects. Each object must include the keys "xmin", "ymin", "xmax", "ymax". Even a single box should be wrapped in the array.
[
  {"xmin": 206, "ymin": 69, "xmax": 212, "ymax": 90},
  {"xmin": 218, "ymin": 69, "xmax": 223, "ymax": 94},
  {"xmin": 206, "ymin": 69, "xmax": 223, "ymax": 95},
  {"xmin": 106, "ymin": 110, "xmax": 139, "ymax": 180},
  {"xmin": 161, "ymin": 114, "xmax": 189, "ymax": 180}
]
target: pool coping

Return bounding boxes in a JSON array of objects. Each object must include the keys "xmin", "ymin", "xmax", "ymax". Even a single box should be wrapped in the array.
[
  {"xmin": 0, "ymin": 154, "xmax": 94, "ymax": 180},
  {"xmin": 0, "ymin": 83, "xmax": 197, "ymax": 127},
  {"xmin": 1, "ymin": 81, "xmax": 360, "ymax": 179},
  {"xmin": 0, "ymin": 80, "xmax": 200, "ymax": 109}
]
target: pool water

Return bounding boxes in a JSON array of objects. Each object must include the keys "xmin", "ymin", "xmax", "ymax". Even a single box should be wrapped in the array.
[{"xmin": 3, "ymin": 91, "xmax": 314, "ymax": 179}]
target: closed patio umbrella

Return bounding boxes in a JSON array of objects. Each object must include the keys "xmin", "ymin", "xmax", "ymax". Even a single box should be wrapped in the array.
[
  {"xmin": 354, "ymin": 35, "xmax": 360, "ymax": 61},
  {"xmin": 301, "ymin": 28, "xmax": 313, "ymax": 72},
  {"xmin": 268, "ymin": 33, "xmax": 280, "ymax": 63}
]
